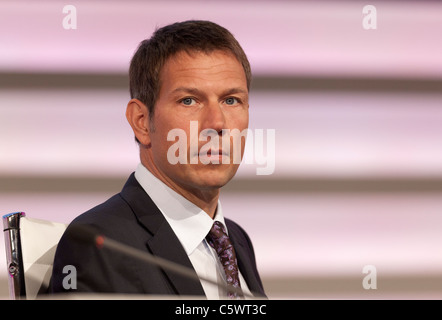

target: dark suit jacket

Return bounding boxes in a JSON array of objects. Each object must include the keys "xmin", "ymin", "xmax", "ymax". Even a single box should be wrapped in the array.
[{"xmin": 50, "ymin": 173, "xmax": 266, "ymax": 298}]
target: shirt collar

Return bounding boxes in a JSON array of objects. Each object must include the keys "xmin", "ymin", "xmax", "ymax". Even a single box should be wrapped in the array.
[{"xmin": 134, "ymin": 163, "xmax": 226, "ymax": 255}]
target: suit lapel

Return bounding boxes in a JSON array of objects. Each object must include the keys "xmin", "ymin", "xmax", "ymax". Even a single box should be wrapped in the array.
[
  {"xmin": 146, "ymin": 219, "xmax": 205, "ymax": 296},
  {"xmin": 120, "ymin": 174, "xmax": 205, "ymax": 297},
  {"xmin": 226, "ymin": 220, "xmax": 266, "ymax": 298}
]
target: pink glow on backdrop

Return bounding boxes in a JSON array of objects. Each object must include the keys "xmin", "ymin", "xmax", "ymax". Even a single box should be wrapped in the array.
[{"xmin": 0, "ymin": 1, "xmax": 442, "ymax": 78}]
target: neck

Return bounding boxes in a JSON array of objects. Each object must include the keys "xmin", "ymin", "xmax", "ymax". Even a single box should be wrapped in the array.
[
  {"xmin": 140, "ymin": 155, "xmax": 220, "ymax": 219},
  {"xmin": 179, "ymin": 187, "xmax": 220, "ymax": 219}
]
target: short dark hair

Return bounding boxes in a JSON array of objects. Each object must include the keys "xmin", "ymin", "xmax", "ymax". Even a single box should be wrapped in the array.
[{"xmin": 129, "ymin": 20, "xmax": 251, "ymax": 119}]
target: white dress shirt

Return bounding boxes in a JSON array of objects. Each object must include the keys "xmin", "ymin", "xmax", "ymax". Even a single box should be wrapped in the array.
[{"xmin": 134, "ymin": 163, "xmax": 251, "ymax": 299}]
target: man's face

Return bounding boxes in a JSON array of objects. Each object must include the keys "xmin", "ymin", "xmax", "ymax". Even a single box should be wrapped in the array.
[{"xmin": 144, "ymin": 50, "xmax": 249, "ymax": 193}]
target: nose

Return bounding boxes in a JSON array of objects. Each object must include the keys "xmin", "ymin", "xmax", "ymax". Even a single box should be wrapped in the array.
[{"xmin": 200, "ymin": 100, "xmax": 226, "ymax": 136}]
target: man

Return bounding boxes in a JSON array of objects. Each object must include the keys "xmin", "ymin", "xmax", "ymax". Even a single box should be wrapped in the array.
[{"xmin": 50, "ymin": 20, "xmax": 266, "ymax": 299}]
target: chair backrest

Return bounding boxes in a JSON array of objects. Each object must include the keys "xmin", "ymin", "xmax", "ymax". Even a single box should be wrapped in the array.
[{"xmin": 2, "ymin": 212, "xmax": 67, "ymax": 299}]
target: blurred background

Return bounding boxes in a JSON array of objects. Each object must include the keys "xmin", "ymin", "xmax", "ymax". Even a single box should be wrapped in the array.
[{"xmin": 1, "ymin": 0, "xmax": 442, "ymax": 299}]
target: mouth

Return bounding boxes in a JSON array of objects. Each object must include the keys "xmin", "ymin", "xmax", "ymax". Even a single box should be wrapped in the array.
[
  {"xmin": 203, "ymin": 149, "xmax": 229, "ymax": 157},
  {"xmin": 195, "ymin": 148, "xmax": 230, "ymax": 163},
  {"xmin": 199, "ymin": 149, "xmax": 230, "ymax": 158}
]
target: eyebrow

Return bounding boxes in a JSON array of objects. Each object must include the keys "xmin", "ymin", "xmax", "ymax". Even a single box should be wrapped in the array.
[{"xmin": 171, "ymin": 86, "xmax": 248, "ymax": 97}]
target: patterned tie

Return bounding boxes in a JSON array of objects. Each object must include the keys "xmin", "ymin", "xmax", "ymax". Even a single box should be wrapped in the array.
[{"xmin": 206, "ymin": 221, "xmax": 242, "ymax": 299}]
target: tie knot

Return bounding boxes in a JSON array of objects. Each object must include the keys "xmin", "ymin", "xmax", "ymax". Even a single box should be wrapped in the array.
[{"xmin": 206, "ymin": 221, "xmax": 231, "ymax": 254}]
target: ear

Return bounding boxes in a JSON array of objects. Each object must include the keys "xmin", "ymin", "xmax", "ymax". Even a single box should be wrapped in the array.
[{"xmin": 126, "ymin": 99, "xmax": 152, "ymax": 146}]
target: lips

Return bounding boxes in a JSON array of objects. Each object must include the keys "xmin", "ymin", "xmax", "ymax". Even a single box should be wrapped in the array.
[
  {"xmin": 192, "ymin": 146, "xmax": 231, "ymax": 164},
  {"xmin": 201, "ymin": 149, "xmax": 230, "ymax": 157},
  {"xmin": 193, "ymin": 141, "xmax": 230, "ymax": 158}
]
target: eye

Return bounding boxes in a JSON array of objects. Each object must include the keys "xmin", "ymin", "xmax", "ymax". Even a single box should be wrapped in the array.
[
  {"xmin": 180, "ymin": 97, "xmax": 196, "ymax": 106},
  {"xmin": 225, "ymin": 97, "xmax": 239, "ymax": 105}
]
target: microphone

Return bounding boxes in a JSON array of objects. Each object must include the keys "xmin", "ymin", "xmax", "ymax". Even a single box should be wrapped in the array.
[{"xmin": 66, "ymin": 224, "xmax": 258, "ymax": 299}]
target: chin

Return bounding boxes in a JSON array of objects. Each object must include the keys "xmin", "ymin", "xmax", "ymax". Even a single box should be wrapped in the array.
[{"xmin": 193, "ymin": 165, "xmax": 238, "ymax": 189}]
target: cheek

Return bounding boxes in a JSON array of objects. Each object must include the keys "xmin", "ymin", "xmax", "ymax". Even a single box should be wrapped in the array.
[
  {"xmin": 152, "ymin": 113, "xmax": 181, "ymax": 141},
  {"xmin": 149, "ymin": 120, "xmax": 173, "ymax": 153},
  {"xmin": 151, "ymin": 118, "xmax": 192, "ymax": 161},
  {"xmin": 231, "ymin": 113, "xmax": 249, "ymax": 131}
]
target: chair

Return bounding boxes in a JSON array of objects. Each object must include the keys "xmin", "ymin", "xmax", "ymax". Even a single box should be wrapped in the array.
[{"xmin": 2, "ymin": 212, "xmax": 67, "ymax": 299}]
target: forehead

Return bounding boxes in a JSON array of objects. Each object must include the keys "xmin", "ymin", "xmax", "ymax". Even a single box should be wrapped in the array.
[{"xmin": 159, "ymin": 50, "xmax": 247, "ymax": 90}]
